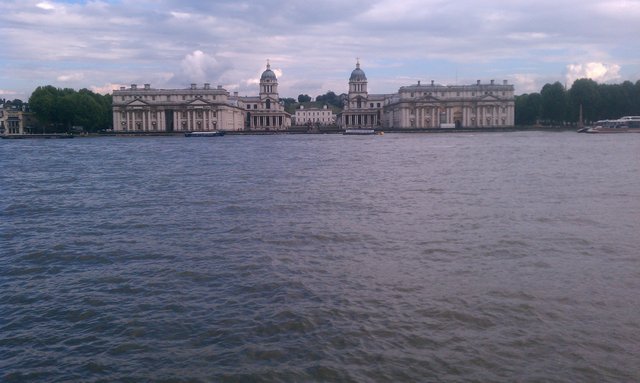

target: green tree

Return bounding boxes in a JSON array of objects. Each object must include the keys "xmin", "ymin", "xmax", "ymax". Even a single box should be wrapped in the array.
[
  {"xmin": 297, "ymin": 94, "xmax": 311, "ymax": 103},
  {"xmin": 568, "ymin": 78, "xmax": 600, "ymax": 123},
  {"xmin": 29, "ymin": 85, "xmax": 59, "ymax": 130},
  {"xmin": 29, "ymin": 85, "xmax": 113, "ymax": 133},
  {"xmin": 515, "ymin": 93, "xmax": 542, "ymax": 125},
  {"xmin": 540, "ymin": 82, "xmax": 568, "ymax": 124},
  {"xmin": 280, "ymin": 97, "xmax": 296, "ymax": 114},
  {"xmin": 315, "ymin": 91, "xmax": 343, "ymax": 108}
]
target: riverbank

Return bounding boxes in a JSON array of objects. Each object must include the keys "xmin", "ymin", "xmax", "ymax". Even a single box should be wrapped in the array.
[{"xmin": 1, "ymin": 125, "xmax": 576, "ymax": 139}]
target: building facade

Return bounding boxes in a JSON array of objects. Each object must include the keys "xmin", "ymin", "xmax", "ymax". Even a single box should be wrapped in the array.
[
  {"xmin": 0, "ymin": 105, "xmax": 37, "ymax": 135},
  {"xmin": 337, "ymin": 61, "xmax": 387, "ymax": 129},
  {"xmin": 384, "ymin": 79, "xmax": 515, "ymax": 128},
  {"xmin": 336, "ymin": 61, "xmax": 515, "ymax": 129},
  {"xmin": 293, "ymin": 104, "xmax": 335, "ymax": 126},
  {"xmin": 234, "ymin": 62, "xmax": 291, "ymax": 131},
  {"xmin": 112, "ymin": 83, "xmax": 245, "ymax": 132},
  {"xmin": 110, "ymin": 60, "xmax": 514, "ymax": 132}
]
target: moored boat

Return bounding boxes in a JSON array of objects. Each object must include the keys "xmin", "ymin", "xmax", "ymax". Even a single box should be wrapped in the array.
[
  {"xmin": 343, "ymin": 129, "xmax": 376, "ymax": 135},
  {"xmin": 184, "ymin": 131, "xmax": 225, "ymax": 137}
]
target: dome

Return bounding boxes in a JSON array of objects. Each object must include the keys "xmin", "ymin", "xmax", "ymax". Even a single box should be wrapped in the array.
[
  {"xmin": 261, "ymin": 62, "xmax": 277, "ymax": 81},
  {"xmin": 349, "ymin": 61, "xmax": 367, "ymax": 81}
]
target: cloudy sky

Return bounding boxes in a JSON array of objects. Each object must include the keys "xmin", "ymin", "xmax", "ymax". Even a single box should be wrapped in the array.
[{"xmin": 1, "ymin": 0, "xmax": 639, "ymax": 101}]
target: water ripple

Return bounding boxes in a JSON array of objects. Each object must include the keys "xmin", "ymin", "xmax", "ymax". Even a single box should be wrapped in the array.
[{"xmin": 1, "ymin": 133, "xmax": 639, "ymax": 382}]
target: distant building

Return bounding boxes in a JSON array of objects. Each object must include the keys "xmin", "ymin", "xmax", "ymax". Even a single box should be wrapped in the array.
[
  {"xmin": 337, "ymin": 60, "xmax": 387, "ymax": 129},
  {"xmin": 293, "ymin": 104, "xmax": 335, "ymax": 126},
  {"xmin": 112, "ymin": 83, "xmax": 245, "ymax": 132},
  {"xmin": 384, "ymin": 79, "xmax": 515, "ymax": 128},
  {"xmin": 233, "ymin": 61, "xmax": 292, "ymax": 131},
  {"xmin": 0, "ymin": 104, "xmax": 37, "ymax": 135},
  {"xmin": 110, "ymin": 60, "xmax": 514, "ymax": 132},
  {"xmin": 336, "ymin": 60, "xmax": 515, "ymax": 129}
]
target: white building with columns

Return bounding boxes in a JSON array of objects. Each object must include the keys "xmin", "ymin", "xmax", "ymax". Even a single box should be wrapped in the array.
[
  {"xmin": 233, "ymin": 61, "xmax": 292, "ymax": 131},
  {"xmin": 383, "ymin": 79, "xmax": 515, "ymax": 128},
  {"xmin": 293, "ymin": 104, "xmax": 335, "ymax": 126},
  {"xmin": 337, "ymin": 60, "xmax": 388, "ymax": 129},
  {"xmin": 112, "ymin": 83, "xmax": 244, "ymax": 132},
  {"xmin": 337, "ymin": 61, "xmax": 515, "ymax": 129},
  {"xmin": 111, "ymin": 61, "xmax": 514, "ymax": 132}
]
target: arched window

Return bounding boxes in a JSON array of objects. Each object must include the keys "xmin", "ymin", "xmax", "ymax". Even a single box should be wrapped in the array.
[{"xmin": 266, "ymin": 99, "xmax": 271, "ymax": 109}]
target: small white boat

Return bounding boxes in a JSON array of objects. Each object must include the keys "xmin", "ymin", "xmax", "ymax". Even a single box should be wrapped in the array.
[
  {"xmin": 184, "ymin": 131, "xmax": 225, "ymax": 137},
  {"xmin": 343, "ymin": 129, "xmax": 376, "ymax": 135}
]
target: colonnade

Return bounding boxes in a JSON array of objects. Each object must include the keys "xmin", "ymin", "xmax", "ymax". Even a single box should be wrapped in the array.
[{"xmin": 115, "ymin": 108, "xmax": 220, "ymax": 132}]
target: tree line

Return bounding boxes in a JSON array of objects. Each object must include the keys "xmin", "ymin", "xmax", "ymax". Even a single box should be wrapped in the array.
[
  {"xmin": 28, "ymin": 86, "xmax": 112, "ymax": 132},
  {"xmin": 516, "ymin": 79, "xmax": 640, "ymax": 126}
]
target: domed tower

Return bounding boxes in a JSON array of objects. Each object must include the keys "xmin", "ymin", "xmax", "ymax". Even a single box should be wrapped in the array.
[
  {"xmin": 349, "ymin": 59, "xmax": 368, "ymax": 97},
  {"xmin": 259, "ymin": 60, "xmax": 278, "ymax": 100}
]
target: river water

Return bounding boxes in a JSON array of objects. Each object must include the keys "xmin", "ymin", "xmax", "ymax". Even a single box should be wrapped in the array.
[{"xmin": 1, "ymin": 131, "xmax": 639, "ymax": 382}]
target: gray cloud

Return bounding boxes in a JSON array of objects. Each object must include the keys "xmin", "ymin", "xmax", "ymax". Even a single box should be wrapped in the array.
[{"xmin": 1, "ymin": 0, "xmax": 638, "ymax": 100}]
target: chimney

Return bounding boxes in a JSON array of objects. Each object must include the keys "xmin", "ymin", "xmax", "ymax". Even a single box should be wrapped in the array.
[
  {"xmin": 217, "ymin": 85, "xmax": 222, "ymax": 89},
  {"xmin": 204, "ymin": 83, "xmax": 210, "ymax": 89},
  {"xmin": 477, "ymin": 80, "xmax": 481, "ymax": 85},
  {"xmin": 120, "ymin": 86, "xmax": 125, "ymax": 91},
  {"xmin": 190, "ymin": 83, "xmax": 197, "ymax": 89},
  {"xmin": 418, "ymin": 80, "xmax": 421, "ymax": 85},
  {"xmin": 144, "ymin": 84, "xmax": 150, "ymax": 90},
  {"xmin": 491, "ymin": 79, "xmax": 495, "ymax": 85},
  {"xmin": 431, "ymin": 80, "xmax": 434, "ymax": 86},
  {"xmin": 503, "ymin": 80, "xmax": 508, "ymax": 85},
  {"xmin": 233, "ymin": 92, "xmax": 238, "ymax": 97},
  {"xmin": 131, "ymin": 84, "xmax": 137, "ymax": 89}
]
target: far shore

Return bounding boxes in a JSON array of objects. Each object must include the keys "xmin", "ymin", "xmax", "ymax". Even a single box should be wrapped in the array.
[{"xmin": 1, "ymin": 125, "xmax": 578, "ymax": 139}]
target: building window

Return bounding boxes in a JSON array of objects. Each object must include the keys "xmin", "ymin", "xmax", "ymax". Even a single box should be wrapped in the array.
[
  {"xmin": 370, "ymin": 103, "xmax": 374, "ymax": 108},
  {"xmin": 254, "ymin": 104, "xmax": 257, "ymax": 109},
  {"xmin": 246, "ymin": 105, "xmax": 250, "ymax": 109},
  {"xmin": 266, "ymin": 99, "xmax": 271, "ymax": 109},
  {"xmin": 377, "ymin": 103, "xmax": 380, "ymax": 107}
]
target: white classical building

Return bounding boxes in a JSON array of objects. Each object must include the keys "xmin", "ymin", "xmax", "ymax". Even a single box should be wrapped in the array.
[
  {"xmin": 233, "ymin": 62, "xmax": 291, "ymax": 131},
  {"xmin": 293, "ymin": 104, "xmax": 335, "ymax": 126},
  {"xmin": 111, "ymin": 60, "xmax": 514, "ymax": 132},
  {"xmin": 384, "ymin": 79, "xmax": 515, "ymax": 128},
  {"xmin": 337, "ymin": 61, "xmax": 515, "ymax": 129},
  {"xmin": 337, "ymin": 60, "xmax": 388, "ymax": 129},
  {"xmin": 112, "ymin": 83, "xmax": 245, "ymax": 132}
]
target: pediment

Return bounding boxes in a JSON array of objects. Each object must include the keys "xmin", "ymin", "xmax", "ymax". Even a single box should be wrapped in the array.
[
  {"xmin": 126, "ymin": 99, "xmax": 149, "ymax": 106},
  {"xmin": 478, "ymin": 94, "xmax": 500, "ymax": 101},
  {"xmin": 419, "ymin": 95, "xmax": 440, "ymax": 102},
  {"xmin": 187, "ymin": 98, "xmax": 210, "ymax": 106}
]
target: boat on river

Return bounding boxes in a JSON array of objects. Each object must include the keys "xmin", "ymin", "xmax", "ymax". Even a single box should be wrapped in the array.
[
  {"xmin": 343, "ymin": 129, "xmax": 378, "ymax": 135},
  {"xmin": 580, "ymin": 116, "xmax": 640, "ymax": 133},
  {"xmin": 184, "ymin": 131, "xmax": 225, "ymax": 137}
]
